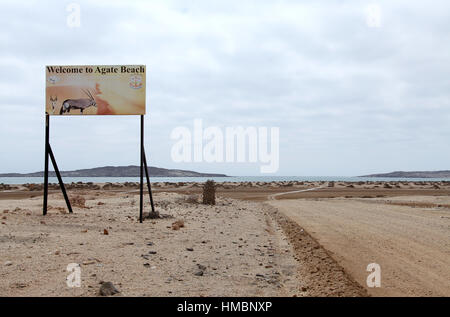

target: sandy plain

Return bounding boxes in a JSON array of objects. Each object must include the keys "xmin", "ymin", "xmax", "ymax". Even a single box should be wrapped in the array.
[{"xmin": 0, "ymin": 180, "xmax": 449, "ymax": 296}]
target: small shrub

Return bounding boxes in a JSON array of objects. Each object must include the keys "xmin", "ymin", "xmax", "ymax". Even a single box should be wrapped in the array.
[{"xmin": 202, "ymin": 180, "xmax": 216, "ymax": 205}]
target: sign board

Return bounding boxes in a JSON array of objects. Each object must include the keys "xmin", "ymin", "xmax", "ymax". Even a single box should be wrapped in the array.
[{"xmin": 46, "ymin": 65, "xmax": 146, "ymax": 115}]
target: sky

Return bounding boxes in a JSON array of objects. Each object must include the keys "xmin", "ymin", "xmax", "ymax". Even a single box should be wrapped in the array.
[{"xmin": 0, "ymin": 0, "xmax": 449, "ymax": 176}]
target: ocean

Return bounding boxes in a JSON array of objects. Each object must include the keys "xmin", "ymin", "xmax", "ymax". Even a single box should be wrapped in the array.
[{"xmin": 1, "ymin": 176, "xmax": 449, "ymax": 185}]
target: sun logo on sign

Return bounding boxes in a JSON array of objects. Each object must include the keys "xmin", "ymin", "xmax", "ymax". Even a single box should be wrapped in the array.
[{"xmin": 129, "ymin": 75, "xmax": 143, "ymax": 89}]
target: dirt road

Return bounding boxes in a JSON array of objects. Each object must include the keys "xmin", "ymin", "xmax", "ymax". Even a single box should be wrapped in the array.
[{"xmin": 268, "ymin": 197, "xmax": 450, "ymax": 296}]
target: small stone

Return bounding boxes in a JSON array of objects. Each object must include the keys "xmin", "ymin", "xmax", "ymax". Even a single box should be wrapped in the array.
[
  {"xmin": 103, "ymin": 229, "xmax": 109, "ymax": 235},
  {"xmin": 194, "ymin": 270, "xmax": 204, "ymax": 276},
  {"xmin": 171, "ymin": 220, "xmax": 184, "ymax": 230},
  {"xmin": 186, "ymin": 248, "xmax": 194, "ymax": 252},
  {"xmin": 197, "ymin": 264, "xmax": 206, "ymax": 271},
  {"xmin": 4, "ymin": 261, "xmax": 13, "ymax": 266},
  {"xmin": 99, "ymin": 282, "xmax": 120, "ymax": 296}
]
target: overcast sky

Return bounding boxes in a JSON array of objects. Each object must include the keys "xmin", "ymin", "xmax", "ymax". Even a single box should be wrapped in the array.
[{"xmin": 1, "ymin": 0, "xmax": 449, "ymax": 176}]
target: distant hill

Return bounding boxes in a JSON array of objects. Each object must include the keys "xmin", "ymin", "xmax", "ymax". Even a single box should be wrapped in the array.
[
  {"xmin": 361, "ymin": 170, "xmax": 450, "ymax": 178},
  {"xmin": 0, "ymin": 166, "xmax": 228, "ymax": 178}
]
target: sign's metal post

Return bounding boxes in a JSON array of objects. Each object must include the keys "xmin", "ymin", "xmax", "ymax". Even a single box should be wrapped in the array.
[
  {"xmin": 42, "ymin": 114, "xmax": 73, "ymax": 215},
  {"xmin": 140, "ymin": 115, "xmax": 144, "ymax": 223},
  {"xmin": 43, "ymin": 115, "xmax": 49, "ymax": 215}
]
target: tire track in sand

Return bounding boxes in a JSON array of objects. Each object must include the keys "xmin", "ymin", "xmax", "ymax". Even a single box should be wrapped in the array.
[{"xmin": 267, "ymin": 186, "xmax": 324, "ymax": 201}]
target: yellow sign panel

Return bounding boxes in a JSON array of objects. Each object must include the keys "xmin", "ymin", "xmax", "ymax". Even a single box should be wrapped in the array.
[{"xmin": 46, "ymin": 65, "xmax": 146, "ymax": 115}]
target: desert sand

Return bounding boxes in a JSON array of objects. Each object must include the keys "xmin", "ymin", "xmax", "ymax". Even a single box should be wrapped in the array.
[
  {"xmin": 0, "ymin": 191, "xmax": 301, "ymax": 296},
  {"xmin": 0, "ymin": 180, "xmax": 449, "ymax": 296}
]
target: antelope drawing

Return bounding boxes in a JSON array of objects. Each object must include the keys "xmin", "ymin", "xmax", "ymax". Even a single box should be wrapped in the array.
[
  {"xmin": 49, "ymin": 95, "xmax": 58, "ymax": 114},
  {"xmin": 60, "ymin": 89, "xmax": 97, "ymax": 114}
]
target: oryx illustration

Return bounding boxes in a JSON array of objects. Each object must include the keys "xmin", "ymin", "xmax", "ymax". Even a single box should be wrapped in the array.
[
  {"xmin": 49, "ymin": 95, "xmax": 58, "ymax": 114},
  {"xmin": 60, "ymin": 89, "xmax": 97, "ymax": 114}
]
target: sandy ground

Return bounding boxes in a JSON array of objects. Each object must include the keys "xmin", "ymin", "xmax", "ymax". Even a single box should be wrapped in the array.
[
  {"xmin": 269, "ymin": 196, "xmax": 450, "ymax": 296},
  {"xmin": 0, "ymin": 191, "xmax": 302, "ymax": 297},
  {"xmin": 1, "ymin": 180, "xmax": 449, "ymax": 297}
]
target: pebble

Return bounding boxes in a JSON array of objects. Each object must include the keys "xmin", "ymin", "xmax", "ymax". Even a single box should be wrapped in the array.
[
  {"xmin": 99, "ymin": 282, "xmax": 120, "ymax": 296},
  {"xmin": 194, "ymin": 270, "xmax": 204, "ymax": 276},
  {"xmin": 5, "ymin": 261, "xmax": 13, "ymax": 266},
  {"xmin": 194, "ymin": 264, "xmax": 206, "ymax": 276}
]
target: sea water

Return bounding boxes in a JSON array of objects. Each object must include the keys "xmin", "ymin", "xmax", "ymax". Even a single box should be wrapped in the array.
[{"xmin": 0, "ymin": 176, "xmax": 448, "ymax": 185}]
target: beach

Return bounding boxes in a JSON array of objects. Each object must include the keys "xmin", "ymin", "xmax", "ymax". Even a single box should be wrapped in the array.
[{"xmin": 0, "ymin": 180, "xmax": 449, "ymax": 296}]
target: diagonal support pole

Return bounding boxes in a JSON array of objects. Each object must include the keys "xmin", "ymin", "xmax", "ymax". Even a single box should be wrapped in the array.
[
  {"xmin": 143, "ymin": 150, "xmax": 155, "ymax": 213},
  {"xmin": 48, "ymin": 145, "xmax": 73, "ymax": 214}
]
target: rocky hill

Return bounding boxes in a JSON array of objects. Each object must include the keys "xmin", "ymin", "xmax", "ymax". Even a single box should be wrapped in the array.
[
  {"xmin": 0, "ymin": 166, "xmax": 228, "ymax": 178},
  {"xmin": 361, "ymin": 170, "xmax": 450, "ymax": 178}
]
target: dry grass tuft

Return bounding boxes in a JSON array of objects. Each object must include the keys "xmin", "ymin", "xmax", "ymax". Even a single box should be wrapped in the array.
[
  {"xmin": 71, "ymin": 195, "xmax": 86, "ymax": 208},
  {"xmin": 184, "ymin": 195, "xmax": 199, "ymax": 204}
]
